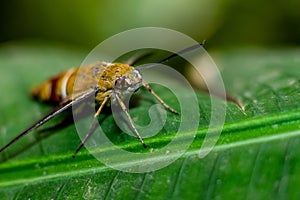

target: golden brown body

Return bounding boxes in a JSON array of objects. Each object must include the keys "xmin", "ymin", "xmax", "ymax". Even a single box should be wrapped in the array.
[{"xmin": 31, "ymin": 61, "xmax": 139, "ymax": 105}]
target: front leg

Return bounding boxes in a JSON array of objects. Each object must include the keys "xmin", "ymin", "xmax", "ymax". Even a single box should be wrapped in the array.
[
  {"xmin": 142, "ymin": 80, "xmax": 179, "ymax": 115},
  {"xmin": 114, "ymin": 93, "xmax": 147, "ymax": 148}
]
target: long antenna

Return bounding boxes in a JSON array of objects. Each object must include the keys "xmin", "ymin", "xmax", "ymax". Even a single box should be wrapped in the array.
[
  {"xmin": 137, "ymin": 41, "xmax": 205, "ymax": 70},
  {"xmin": 0, "ymin": 89, "xmax": 98, "ymax": 154}
]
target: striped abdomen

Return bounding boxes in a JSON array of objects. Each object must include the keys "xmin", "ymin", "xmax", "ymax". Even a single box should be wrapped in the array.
[
  {"xmin": 30, "ymin": 62, "xmax": 137, "ymax": 105},
  {"xmin": 31, "ymin": 68, "xmax": 78, "ymax": 104}
]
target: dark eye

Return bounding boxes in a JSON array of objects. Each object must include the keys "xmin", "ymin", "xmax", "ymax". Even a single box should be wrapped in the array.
[{"xmin": 134, "ymin": 70, "xmax": 141, "ymax": 79}]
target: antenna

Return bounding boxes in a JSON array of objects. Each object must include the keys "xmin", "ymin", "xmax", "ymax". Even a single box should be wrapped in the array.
[
  {"xmin": 137, "ymin": 40, "xmax": 205, "ymax": 70},
  {"xmin": 0, "ymin": 89, "xmax": 98, "ymax": 154}
]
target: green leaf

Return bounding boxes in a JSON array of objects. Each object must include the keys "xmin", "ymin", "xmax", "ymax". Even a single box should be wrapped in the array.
[{"xmin": 0, "ymin": 43, "xmax": 299, "ymax": 199}]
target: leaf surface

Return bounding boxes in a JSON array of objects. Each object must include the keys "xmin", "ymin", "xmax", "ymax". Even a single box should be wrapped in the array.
[{"xmin": 0, "ymin": 44, "xmax": 299, "ymax": 199}]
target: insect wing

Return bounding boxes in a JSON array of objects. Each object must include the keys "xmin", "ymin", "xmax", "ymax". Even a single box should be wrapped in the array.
[{"xmin": 72, "ymin": 61, "xmax": 111, "ymax": 95}]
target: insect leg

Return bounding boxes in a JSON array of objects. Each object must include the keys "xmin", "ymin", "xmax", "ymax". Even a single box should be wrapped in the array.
[
  {"xmin": 115, "ymin": 93, "xmax": 147, "ymax": 148},
  {"xmin": 142, "ymin": 80, "xmax": 179, "ymax": 115},
  {"xmin": 72, "ymin": 96, "xmax": 109, "ymax": 158}
]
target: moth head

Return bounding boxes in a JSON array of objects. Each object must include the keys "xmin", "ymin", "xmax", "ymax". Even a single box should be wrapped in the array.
[{"xmin": 114, "ymin": 69, "xmax": 142, "ymax": 94}]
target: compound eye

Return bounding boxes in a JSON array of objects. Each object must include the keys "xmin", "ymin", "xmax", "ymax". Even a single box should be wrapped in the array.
[{"xmin": 134, "ymin": 70, "xmax": 142, "ymax": 79}]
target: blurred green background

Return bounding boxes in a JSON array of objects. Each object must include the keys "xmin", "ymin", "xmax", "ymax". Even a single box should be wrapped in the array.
[
  {"xmin": 1, "ymin": 1, "xmax": 300, "ymax": 199},
  {"xmin": 1, "ymin": 0, "xmax": 300, "ymax": 50}
]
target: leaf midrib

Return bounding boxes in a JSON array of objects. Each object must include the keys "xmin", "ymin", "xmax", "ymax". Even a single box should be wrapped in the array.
[{"xmin": 0, "ymin": 109, "xmax": 299, "ymax": 188}]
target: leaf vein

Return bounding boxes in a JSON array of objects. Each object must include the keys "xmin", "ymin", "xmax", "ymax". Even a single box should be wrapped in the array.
[
  {"xmin": 104, "ymin": 171, "xmax": 119, "ymax": 200},
  {"xmin": 245, "ymin": 144, "xmax": 262, "ymax": 200},
  {"xmin": 170, "ymin": 157, "xmax": 188, "ymax": 198},
  {"xmin": 204, "ymin": 153, "xmax": 219, "ymax": 200}
]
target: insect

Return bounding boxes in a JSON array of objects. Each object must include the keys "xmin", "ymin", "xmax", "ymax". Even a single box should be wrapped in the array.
[{"xmin": 0, "ymin": 44, "xmax": 202, "ymax": 158}]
